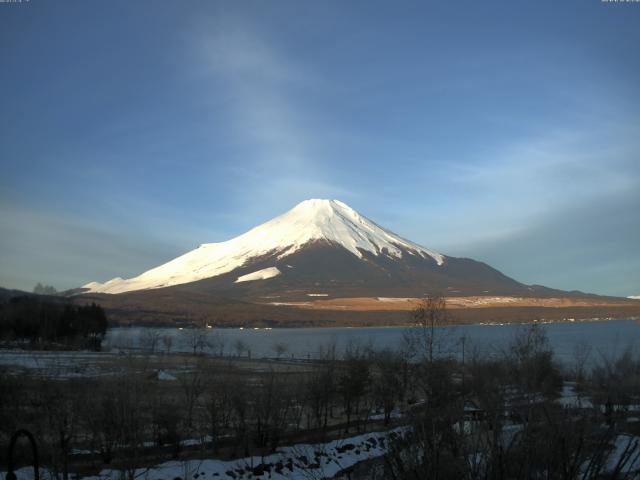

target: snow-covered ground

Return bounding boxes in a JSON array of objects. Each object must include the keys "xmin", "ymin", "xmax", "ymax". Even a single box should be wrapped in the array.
[
  {"xmin": 452, "ymin": 296, "xmax": 521, "ymax": 306},
  {"xmin": 4, "ymin": 428, "xmax": 405, "ymax": 480},
  {"xmin": 369, "ymin": 408, "xmax": 403, "ymax": 421},
  {"xmin": 0, "ymin": 351, "xmax": 195, "ymax": 379},
  {"xmin": 557, "ymin": 382, "xmax": 594, "ymax": 409},
  {"xmin": 83, "ymin": 199, "xmax": 444, "ymax": 294},
  {"xmin": 156, "ymin": 369, "xmax": 177, "ymax": 381},
  {"xmin": 0, "ymin": 350, "xmax": 118, "ymax": 377},
  {"xmin": 602, "ymin": 434, "xmax": 640, "ymax": 474},
  {"xmin": 7, "ymin": 425, "xmax": 637, "ymax": 479}
]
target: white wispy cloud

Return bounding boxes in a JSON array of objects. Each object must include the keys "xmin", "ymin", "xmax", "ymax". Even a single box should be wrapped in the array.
[
  {"xmin": 195, "ymin": 18, "xmax": 334, "ymax": 204},
  {"xmin": 394, "ymin": 120, "xmax": 640, "ymax": 255}
]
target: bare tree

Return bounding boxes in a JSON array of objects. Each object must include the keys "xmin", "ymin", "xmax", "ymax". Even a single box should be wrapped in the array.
[
  {"xmin": 508, "ymin": 323, "xmax": 562, "ymax": 401},
  {"xmin": 372, "ymin": 349, "xmax": 403, "ymax": 425},
  {"xmin": 252, "ymin": 369, "xmax": 292, "ymax": 455},
  {"xmin": 405, "ymin": 295, "xmax": 449, "ymax": 363},
  {"xmin": 161, "ymin": 334, "xmax": 173, "ymax": 354},
  {"xmin": 179, "ymin": 364, "xmax": 205, "ymax": 430},
  {"xmin": 572, "ymin": 341, "xmax": 592, "ymax": 382},
  {"xmin": 141, "ymin": 329, "xmax": 161, "ymax": 354},
  {"xmin": 234, "ymin": 338, "xmax": 248, "ymax": 357},
  {"xmin": 203, "ymin": 373, "xmax": 235, "ymax": 453},
  {"xmin": 271, "ymin": 342, "xmax": 289, "ymax": 359},
  {"xmin": 108, "ymin": 372, "xmax": 146, "ymax": 480},
  {"xmin": 591, "ymin": 345, "xmax": 640, "ymax": 418},
  {"xmin": 229, "ymin": 378, "xmax": 251, "ymax": 457},
  {"xmin": 149, "ymin": 384, "xmax": 181, "ymax": 456},
  {"xmin": 185, "ymin": 328, "xmax": 210, "ymax": 356},
  {"xmin": 339, "ymin": 344, "xmax": 371, "ymax": 433},
  {"xmin": 40, "ymin": 380, "xmax": 85, "ymax": 480},
  {"xmin": 33, "ymin": 283, "xmax": 57, "ymax": 295},
  {"xmin": 304, "ymin": 343, "xmax": 338, "ymax": 434},
  {"xmin": 210, "ymin": 331, "xmax": 226, "ymax": 357}
]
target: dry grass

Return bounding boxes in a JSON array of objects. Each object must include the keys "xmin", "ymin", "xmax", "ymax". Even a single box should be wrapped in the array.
[{"xmin": 257, "ymin": 295, "xmax": 639, "ymax": 312}]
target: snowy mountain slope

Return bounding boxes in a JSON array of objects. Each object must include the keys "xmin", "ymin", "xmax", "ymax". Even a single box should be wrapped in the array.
[
  {"xmin": 171, "ymin": 239, "xmax": 532, "ymax": 298},
  {"xmin": 83, "ymin": 199, "xmax": 445, "ymax": 294},
  {"xmin": 234, "ymin": 267, "xmax": 281, "ymax": 283},
  {"xmin": 629, "ymin": 295, "xmax": 640, "ymax": 300}
]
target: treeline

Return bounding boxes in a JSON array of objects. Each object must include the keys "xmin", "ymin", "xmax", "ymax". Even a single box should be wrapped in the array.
[
  {"xmin": 0, "ymin": 296, "xmax": 107, "ymax": 350},
  {"xmin": 33, "ymin": 283, "xmax": 58, "ymax": 295}
]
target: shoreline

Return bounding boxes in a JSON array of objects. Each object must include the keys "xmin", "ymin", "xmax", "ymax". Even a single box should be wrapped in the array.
[{"xmin": 105, "ymin": 315, "xmax": 640, "ymax": 330}]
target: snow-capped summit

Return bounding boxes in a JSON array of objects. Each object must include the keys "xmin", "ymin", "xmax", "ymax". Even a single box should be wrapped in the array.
[
  {"xmin": 255, "ymin": 199, "xmax": 444, "ymax": 263},
  {"xmin": 83, "ymin": 199, "xmax": 445, "ymax": 294}
]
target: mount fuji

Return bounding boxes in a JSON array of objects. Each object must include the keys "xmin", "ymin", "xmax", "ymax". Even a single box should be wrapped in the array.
[
  {"xmin": 82, "ymin": 199, "xmax": 539, "ymax": 297},
  {"xmin": 76, "ymin": 199, "xmax": 640, "ymax": 326}
]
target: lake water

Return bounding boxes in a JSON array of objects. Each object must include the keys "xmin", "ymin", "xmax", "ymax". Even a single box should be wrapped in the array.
[{"xmin": 104, "ymin": 319, "xmax": 640, "ymax": 366}]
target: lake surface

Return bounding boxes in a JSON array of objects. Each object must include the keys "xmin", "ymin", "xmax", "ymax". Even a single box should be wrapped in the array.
[{"xmin": 104, "ymin": 319, "xmax": 640, "ymax": 366}]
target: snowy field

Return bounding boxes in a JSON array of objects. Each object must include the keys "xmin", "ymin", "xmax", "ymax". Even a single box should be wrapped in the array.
[
  {"xmin": 0, "ymin": 350, "xmax": 118, "ymax": 377},
  {"xmin": 0, "ymin": 350, "xmax": 207, "ymax": 378},
  {"xmin": 4, "ymin": 429, "xmax": 405, "ymax": 480}
]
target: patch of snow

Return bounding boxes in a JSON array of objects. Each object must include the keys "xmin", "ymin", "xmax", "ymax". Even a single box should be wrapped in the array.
[
  {"xmin": 307, "ymin": 293, "xmax": 329, "ymax": 297},
  {"xmin": 82, "ymin": 199, "xmax": 445, "ymax": 294},
  {"xmin": 157, "ymin": 370, "xmax": 177, "ymax": 381},
  {"xmin": 628, "ymin": 295, "xmax": 640, "ymax": 300},
  {"xmin": 471, "ymin": 296, "xmax": 519, "ymax": 305},
  {"xmin": 453, "ymin": 420, "xmax": 477, "ymax": 435},
  {"xmin": 377, "ymin": 297, "xmax": 412, "ymax": 302},
  {"xmin": 603, "ymin": 434, "xmax": 640, "ymax": 474},
  {"xmin": 235, "ymin": 267, "xmax": 281, "ymax": 283},
  {"xmin": 180, "ymin": 435, "xmax": 213, "ymax": 447},
  {"xmin": 0, "ymin": 350, "xmax": 116, "ymax": 377},
  {"xmin": 269, "ymin": 302, "xmax": 312, "ymax": 306},
  {"xmin": 71, "ymin": 449, "xmax": 96, "ymax": 455},
  {"xmin": 501, "ymin": 423, "xmax": 524, "ymax": 445},
  {"xmin": 369, "ymin": 408, "xmax": 403, "ymax": 420},
  {"xmin": 557, "ymin": 382, "xmax": 593, "ymax": 409}
]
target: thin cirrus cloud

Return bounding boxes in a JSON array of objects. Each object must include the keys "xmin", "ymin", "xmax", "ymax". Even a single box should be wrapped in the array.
[
  {"xmin": 196, "ymin": 22, "xmax": 332, "ymax": 202},
  {"xmin": 379, "ymin": 116, "xmax": 640, "ymax": 297},
  {"xmin": 0, "ymin": 204, "xmax": 179, "ymax": 289}
]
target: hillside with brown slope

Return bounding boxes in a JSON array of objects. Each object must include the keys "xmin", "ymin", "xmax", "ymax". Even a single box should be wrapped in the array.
[
  {"xmin": 73, "ymin": 289, "xmax": 640, "ymax": 327},
  {"xmin": 254, "ymin": 295, "xmax": 640, "ymax": 311}
]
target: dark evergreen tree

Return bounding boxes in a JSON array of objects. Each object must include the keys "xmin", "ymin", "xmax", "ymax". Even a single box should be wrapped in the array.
[{"xmin": 0, "ymin": 296, "xmax": 108, "ymax": 350}]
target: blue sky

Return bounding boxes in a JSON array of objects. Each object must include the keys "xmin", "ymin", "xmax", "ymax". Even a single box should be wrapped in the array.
[{"xmin": 1, "ymin": 0, "xmax": 639, "ymax": 296}]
